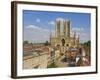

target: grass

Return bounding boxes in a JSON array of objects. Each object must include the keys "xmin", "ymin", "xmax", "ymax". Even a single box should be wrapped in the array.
[{"xmin": 47, "ymin": 62, "xmax": 58, "ymax": 68}]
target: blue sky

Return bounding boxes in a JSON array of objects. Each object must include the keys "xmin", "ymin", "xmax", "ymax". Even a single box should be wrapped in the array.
[{"xmin": 23, "ymin": 10, "xmax": 91, "ymax": 43}]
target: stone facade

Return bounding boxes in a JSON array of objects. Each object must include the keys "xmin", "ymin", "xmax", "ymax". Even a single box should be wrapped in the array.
[{"xmin": 51, "ymin": 19, "xmax": 79, "ymax": 53}]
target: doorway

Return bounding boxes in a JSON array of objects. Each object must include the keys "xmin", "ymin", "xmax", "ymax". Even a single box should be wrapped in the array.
[{"xmin": 61, "ymin": 39, "xmax": 65, "ymax": 46}]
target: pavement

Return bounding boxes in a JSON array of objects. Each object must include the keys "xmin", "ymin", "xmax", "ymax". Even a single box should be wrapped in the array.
[{"xmin": 55, "ymin": 55, "xmax": 68, "ymax": 67}]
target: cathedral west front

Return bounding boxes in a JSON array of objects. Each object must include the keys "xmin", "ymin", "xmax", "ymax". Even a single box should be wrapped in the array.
[{"xmin": 50, "ymin": 19, "xmax": 79, "ymax": 53}]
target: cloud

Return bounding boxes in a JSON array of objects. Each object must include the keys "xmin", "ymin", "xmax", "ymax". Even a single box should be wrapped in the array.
[
  {"xmin": 72, "ymin": 27, "xmax": 84, "ymax": 32},
  {"xmin": 56, "ymin": 17, "xmax": 64, "ymax": 21},
  {"xmin": 48, "ymin": 21, "xmax": 55, "ymax": 25},
  {"xmin": 26, "ymin": 25, "xmax": 49, "ymax": 32},
  {"xmin": 24, "ymin": 25, "xmax": 51, "ymax": 43},
  {"xmin": 79, "ymin": 32, "xmax": 90, "ymax": 43},
  {"xmin": 36, "ymin": 18, "xmax": 40, "ymax": 23},
  {"xmin": 24, "ymin": 24, "xmax": 90, "ymax": 43},
  {"xmin": 71, "ymin": 27, "xmax": 90, "ymax": 43},
  {"xmin": 48, "ymin": 18, "xmax": 63, "ymax": 26}
]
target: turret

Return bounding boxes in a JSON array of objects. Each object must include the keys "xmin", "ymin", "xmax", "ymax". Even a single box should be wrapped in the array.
[
  {"xmin": 55, "ymin": 19, "xmax": 60, "ymax": 37},
  {"xmin": 66, "ymin": 20, "xmax": 70, "ymax": 37}
]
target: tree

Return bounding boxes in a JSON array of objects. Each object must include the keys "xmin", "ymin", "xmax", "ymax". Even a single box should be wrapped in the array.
[
  {"xmin": 83, "ymin": 40, "xmax": 91, "ymax": 47},
  {"xmin": 23, "ymin": 41, "xmax": 29, "ymax": 45},
  {"xmin": 44, "ymin": 41, "xmax": 49, "ymax": 46},
  {"xmin": 47, "ymin": 62, "xmax": 57, "ymax": 68},
  {"xmin": 83, "ymin": 40, "xmax": 91, "ymax": 57}
]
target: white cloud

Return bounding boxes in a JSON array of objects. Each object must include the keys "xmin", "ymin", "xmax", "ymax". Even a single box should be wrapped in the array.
[
  {"xmin": 24, "ymin": 25, "xmax": 90, "ymax": 43},
  {"xmin": 71, "ymin": 27, "xmax": 90, "ymax": 43},
  {"xmin": 48, "ymin": 21, "xmax": 55, "ymax": 25},
  {"xmin": 24, "ymin": 25, "xmax": 51, "ymax": 43},
  {"xmin": 26, "ymin": 25, "xmax": 38, "ymax": 29},
  {"xmin": 36, "ymin": 18, "xmax": 40, "ymax": 23},
  {"xmin": 26, "ymin": 25, "xmax": 49, "ymax": 32},
  {"xmin": 72, "ymin": 27, "xmax": 84, "ymax": 32}
]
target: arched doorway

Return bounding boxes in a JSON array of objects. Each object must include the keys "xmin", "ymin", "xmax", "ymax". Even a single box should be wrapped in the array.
[
  {"xmin": 66, "ymin": 44, "xmax": 69, "ymax": 47},
  {"xmin": 61, "ymin": 39, "xmax": 65, "ymax": 46}
]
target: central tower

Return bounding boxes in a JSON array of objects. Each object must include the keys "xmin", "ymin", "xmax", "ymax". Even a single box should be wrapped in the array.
[
  {"xmin": 51, "ymin": 19, "xmax": 79, "ymax": 48},
  {"xmin": 55, "ymin": 19, "xmax": 70, "ymax": 38}
]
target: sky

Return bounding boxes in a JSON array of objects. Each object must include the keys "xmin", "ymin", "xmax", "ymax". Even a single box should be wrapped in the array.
[{"xmin": 23, "ymin": 10, "xmax": 91, "ymax": 43}]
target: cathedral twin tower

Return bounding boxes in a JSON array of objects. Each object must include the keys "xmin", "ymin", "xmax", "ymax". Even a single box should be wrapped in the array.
[
  {"xmin": 51, "ymin": 18, "xmax": 79, "ymax": 48},
  {"xmin": 55, "ymin": 19, "xmax": 70, "ymax": 38}
]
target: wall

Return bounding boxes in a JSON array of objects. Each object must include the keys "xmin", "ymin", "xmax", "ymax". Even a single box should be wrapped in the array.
[{"xmin": 0, "ymin": 0, "xmax": 100, "ymax": 80}]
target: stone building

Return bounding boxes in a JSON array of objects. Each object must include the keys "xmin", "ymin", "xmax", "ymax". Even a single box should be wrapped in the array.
[{"xmin": 50, "ymin": 19, "xmax": 79, "ymax": 53}]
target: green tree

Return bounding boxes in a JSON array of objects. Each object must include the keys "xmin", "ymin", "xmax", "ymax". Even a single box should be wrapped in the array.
[
  {"xmin": 84, "ymin": 40, "xmax": 91, "ymax": 47},
  {"xmin": 44, "ymin": 41, "xmax": 49, "ymax": 46},
  {"xmin": 23, "ymin": 41, "xmax": 28, "ymax": 45},
  {"xmin": 83, "ymin": 40, "xmax": 91, "ymax": 57},
  {"xmin": 47, "ymin": 62, "xmax": 57, "ymax": 68}
]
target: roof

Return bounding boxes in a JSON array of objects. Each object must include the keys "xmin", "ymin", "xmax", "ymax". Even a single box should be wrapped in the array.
[{"xmin": 68, "ymin": 48, "xmax": 78, "ymax": 52}]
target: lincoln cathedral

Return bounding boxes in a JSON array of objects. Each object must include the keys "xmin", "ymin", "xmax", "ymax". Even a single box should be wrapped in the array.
[
  {"xmin": 23, "ymin": 18, "xmax": 91, "ymax": 69},
  {"xmin": 50, "ymin": 19, "xmax": 79, "ymax": 53}
]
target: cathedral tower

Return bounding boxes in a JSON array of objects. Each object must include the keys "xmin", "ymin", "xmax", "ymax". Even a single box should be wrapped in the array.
[
  {"xmin": 63, "ymin": 20, "xmax": 67, "ymax": 37},
  {"xmin": 55, "ymin": 20, "xmax": 60, "ymax": 37},
  {"xmin": 66, "ymin": 20, "xmax": 70, "ymax": 37},
  {"xmin": 55, "ymin": 19, "xmax": 71, "ymax": 38},
  {"xmin": 51, "ymin": 19, "xmax": 79, "ymax": 48}
]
